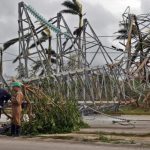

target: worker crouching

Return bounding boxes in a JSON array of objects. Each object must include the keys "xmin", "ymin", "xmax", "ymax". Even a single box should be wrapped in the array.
[{"xmin": 11, "ymin": 82, "xmax": 23, "ymax": 136}]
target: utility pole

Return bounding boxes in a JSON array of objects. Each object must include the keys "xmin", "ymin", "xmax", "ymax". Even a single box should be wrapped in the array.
[{"xmin": 0, "ymin": 47, "xmax": 3, "ymax": 83}]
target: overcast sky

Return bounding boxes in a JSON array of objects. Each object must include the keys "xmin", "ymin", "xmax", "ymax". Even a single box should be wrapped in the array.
[{"xmin": 0, "ymin": 0, "xmax": 148, "ymax": 77}]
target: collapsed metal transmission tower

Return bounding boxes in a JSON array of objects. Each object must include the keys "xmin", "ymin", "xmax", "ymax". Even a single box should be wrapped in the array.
[
  {"xmin": 116, "ymin": 7, "xmax": 150, "ymax": 80},
  {"xmin": 18, "ymin": 2, "xmax": 113, "ymax": 75},
  {"xmin": 16, "ymin": 2, "xmax": 150, "ymax": 109},
  {"xmin": 17, "ymin": 2, "xmax": 123, "ymax": 108},
  {"xmin": 110, "ymin": 7, "xmax": 150, "ymax": 108}
]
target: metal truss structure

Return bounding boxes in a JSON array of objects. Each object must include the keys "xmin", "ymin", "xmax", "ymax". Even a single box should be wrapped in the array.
[
  {"xmin": 15, "ymin": 2, "xmax": 150, "ymax": 110},
  {"xmin": 116, "ymin": 7, "xmax": 150, "ymax": 80}
]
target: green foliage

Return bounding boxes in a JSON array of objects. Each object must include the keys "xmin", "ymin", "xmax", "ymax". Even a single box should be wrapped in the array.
[
  {"xmin": 119, "ymin": 104, "xmax": 150, "ymax": 115},
  {"xmin": 21, "ymin": 98, "xmax": 85, "ymax": 135}
]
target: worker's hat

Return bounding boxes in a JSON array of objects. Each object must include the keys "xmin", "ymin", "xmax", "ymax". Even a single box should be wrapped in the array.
[{"xmin": 11, "ymin": 81, "xmax": 23, "ymax": 87}]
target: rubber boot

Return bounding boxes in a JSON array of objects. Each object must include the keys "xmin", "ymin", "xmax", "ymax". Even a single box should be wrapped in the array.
[
  {"xmin": 10, "ymin": 124, "xmax": 16, "ymax": 136},
  {"xmin": 15, "ymin": 125, "xmax": 21, "ymax": 136}
]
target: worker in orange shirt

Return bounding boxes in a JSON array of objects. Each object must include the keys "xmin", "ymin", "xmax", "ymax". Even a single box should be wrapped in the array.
[{"xmin": 11, "ymin": 82, "xmax": 23, "ymax": 136}]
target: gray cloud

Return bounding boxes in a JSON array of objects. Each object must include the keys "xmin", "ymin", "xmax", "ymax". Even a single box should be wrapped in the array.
[
  {"xmin": 83, "ymin": 1, "xmax": 117, "ymax": 35},
  {"xmin": 141, "ymin": 0, "xmax": 150, "ymax": 13},
  {"xmin": 0, "ymin": 0, "xmax": 62, "ymax": 42}
]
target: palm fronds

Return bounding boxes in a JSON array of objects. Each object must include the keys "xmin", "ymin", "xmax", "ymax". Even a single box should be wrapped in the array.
[
  {"xmin": 73, "ymin": 26, "xmax": 83, "ymax": 36},
  {"xmin": 117, "ymin": 28, "xmax": 127, "ymax": 34},
  {"xmin": 61, "ymin": 9, "xmax": 78, "ymax": 15},
  {"xmin": 32, "ymin": 60, "xmax": 44, "ymax": 72},
  {"xmin": 3, "ymin": 38, "xmax": 19, "ymax": 50},
  {"xmin": 13, "ymin": 52, "xmax": 23, "ymax": 63},
  {"xmin": 29, "ymin": 36, "xmax": 48, "ymax": 49},
  {"xmin": 61, "ymin": 0, "xmax": 82, "ymax": 17},
  {"xmin": 131, "ymin": 35, "xmax": 150, "ymax": 63}
]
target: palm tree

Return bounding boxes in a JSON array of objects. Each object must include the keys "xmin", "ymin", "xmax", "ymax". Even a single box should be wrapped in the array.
[
  {"xmin": 61, "ymin": 0, "xmax": 83, "ymax": 29},
  {"xmin": 132, "ymin": 34, "xmax": 150, "ymax": 64},
  {"xmin": 0, "ymin": 47, "xmax": 3, "ymax": 81},
  {"xmin": 14, "ymin": 24, "xmax": 56, "ymax": 77},
  {"xmin": 0, "ymin": 37, "xmax": 20, "ymax": 78},
  {"xmin": 61, "ymin": 0, "xmax": 83, "ymax": 68},
  {"xmin": 115, "ymin": 17, "xmax": 142, "ymax": 65},
  {"xmin": 115, "ymin": 16, "xmax": 150, "ymax": 81}
]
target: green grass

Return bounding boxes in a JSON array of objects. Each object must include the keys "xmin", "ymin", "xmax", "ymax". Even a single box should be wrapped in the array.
[
  {"xmin": 98, "ymin": 133, "xmax": 111, "ymax": 143},
  {"xmin": 97, "ymin": 131, "xmax": 150, "ymax": 137},
  {"xmin": 106, "ymin": 104, "xmax": 150, "ymax": 115},
  {"xmin": 119, "ymin": 105, "xmax": 150, "ymax": 115},
  {"xmin": 98, "ymin": 133, "xmax": 126, "ymax": 143}
]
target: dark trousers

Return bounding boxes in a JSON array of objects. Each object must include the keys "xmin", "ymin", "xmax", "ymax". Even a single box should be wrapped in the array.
[
  {"xmin": 0, "ymin": 108, "xmax": 1, "ymax": 118},
  {"xmin": 11, "ymin": 124, "xmax": 21, "ymax": 136}
]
